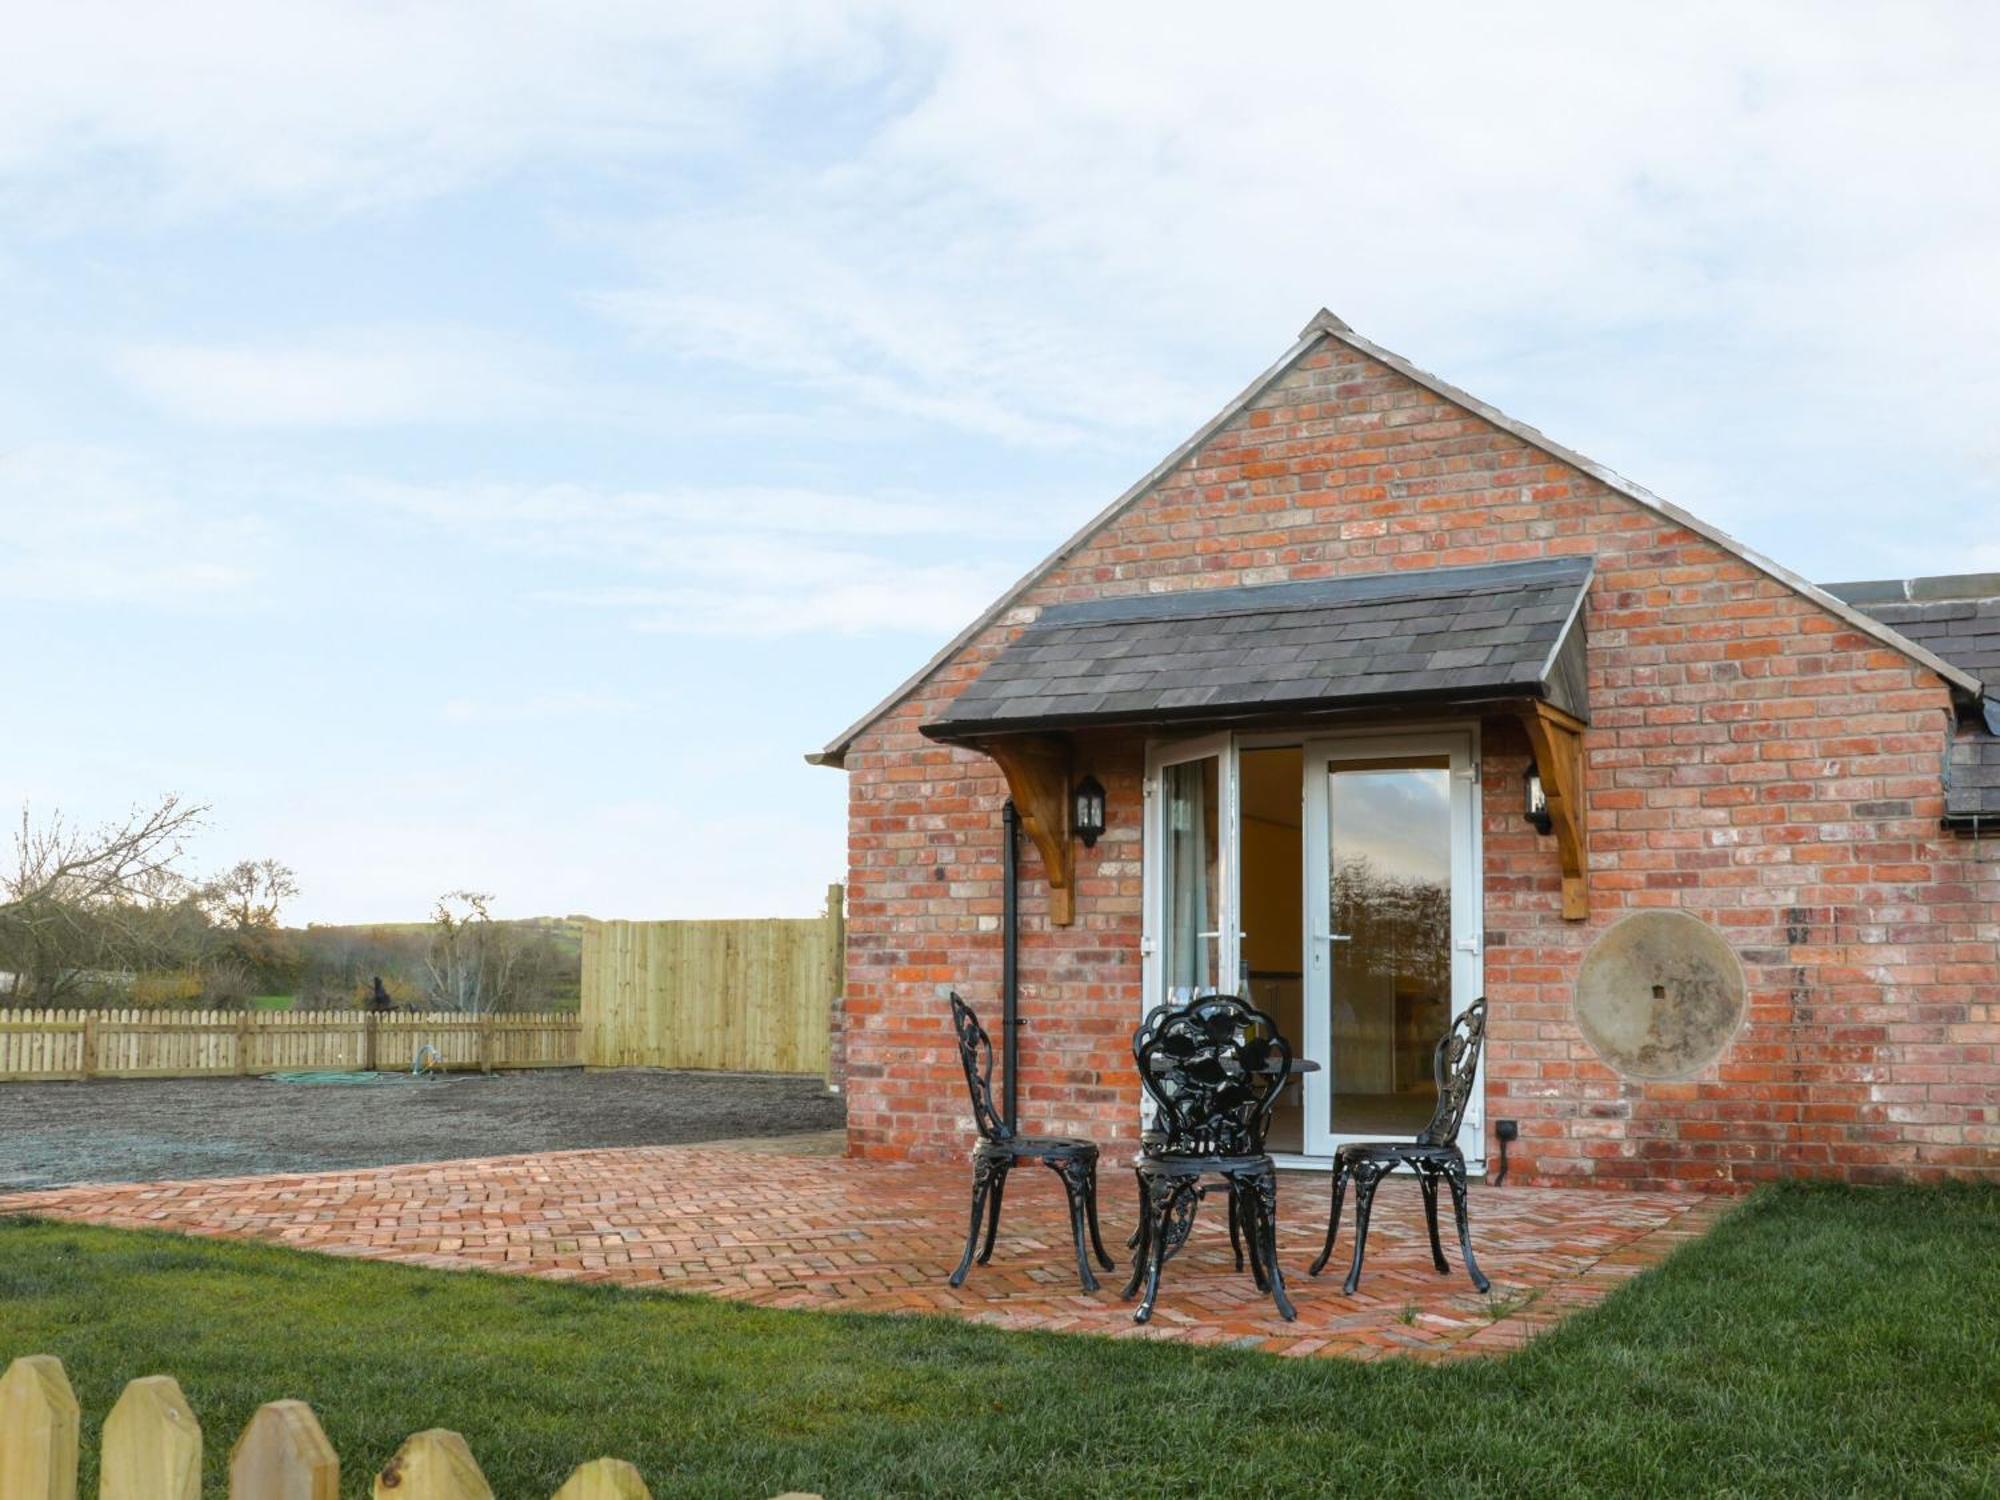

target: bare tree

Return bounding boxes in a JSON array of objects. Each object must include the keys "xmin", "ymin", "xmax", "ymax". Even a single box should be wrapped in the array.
[
  {"xmin": 420, "ymin": 890, "xmax": 521, "ymax": 1014},
  {"xmin": 201, "ymin": 859, "xmax": 299, "ymax": 931},
  {"xmin": 188, "ymin": 858, "xmax": 303, "ymax": 1003},
  {"xmin": 298, "ymin": 914, "xmax": 575, "ymax": 1011},
  {"xmin": 0, "ymin": 796, "xmax": 209, "ymax": 1005},
  {"xmin": 1331, "ymin": 855, "xmax": 1451, "ymax": 996}
]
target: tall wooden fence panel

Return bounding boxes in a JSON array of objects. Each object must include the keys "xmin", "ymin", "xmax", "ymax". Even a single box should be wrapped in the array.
[
  {"xmin": 581, "ymin": 886, "xmax": 842, "ymax": 1076},
  {"xmin": 0, "ymin": 1354, "xmax": 823, "ymax": 1500},
  {"xmin": 0, "ymin": 1010, "xmax": 580, "ymax": 1082}
]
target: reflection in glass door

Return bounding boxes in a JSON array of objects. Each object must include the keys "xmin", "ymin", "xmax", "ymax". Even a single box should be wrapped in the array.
[
  {"xmin": 1302, "ymin": 733, "xmax": 1480, "ymax": 1159},
  {"xmin": 1327, "ymin": 757, "xmax": 1451, "ymax": 1135}
]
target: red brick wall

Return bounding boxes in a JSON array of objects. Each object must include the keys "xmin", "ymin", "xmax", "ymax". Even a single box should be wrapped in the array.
[{"xmin": 837, "ymin": 338, "xmax": 1999, "ymax": 1189}]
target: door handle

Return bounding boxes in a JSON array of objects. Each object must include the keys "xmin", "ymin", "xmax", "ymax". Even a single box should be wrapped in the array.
[{"xmin": 1313, "ymin": 932, "xmax": 1353, "ymax": 943}]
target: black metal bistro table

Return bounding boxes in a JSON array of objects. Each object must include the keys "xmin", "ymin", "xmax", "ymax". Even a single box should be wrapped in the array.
[
  {"xmin": 1137, "ymin": 1056, "xmax": 1321, "ymax": 1116},
  {"xmin": 1137, "ymin": 1055, "xmax": 1319, "ymax": 1108},
  {"xmin": 1255, "ymin": 1056, "xmax": 1319, "ymax": 1138}
]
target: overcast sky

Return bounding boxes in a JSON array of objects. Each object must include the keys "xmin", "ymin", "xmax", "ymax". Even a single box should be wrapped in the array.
[{"xmin": 5, "ymin": 3, "xmax": 1997, "ymax": 924}]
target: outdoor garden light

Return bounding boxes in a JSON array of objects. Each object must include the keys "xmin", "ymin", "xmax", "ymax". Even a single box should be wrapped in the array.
[
  {"xmin": 1073, "ymin": 773, "xmax": 1107, "ymax": 848},
  {"xmin": 1524, "ymin": 765, "xmax": 1552, "ymax": 835}
]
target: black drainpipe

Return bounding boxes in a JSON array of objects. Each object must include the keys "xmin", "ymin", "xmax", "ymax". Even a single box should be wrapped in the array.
[{"xmin": 1001, "ymin": 798, "xmax": 1021, "ymax": 1133}]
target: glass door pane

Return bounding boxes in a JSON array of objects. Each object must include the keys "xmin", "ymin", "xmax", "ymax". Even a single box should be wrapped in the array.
[
  {"xmin": 1324, "ymin": 757, "xmax": 1453, "ymax": 1138},
  {"xmin": 1302, "ymin": 731, "xmax": 1479, "ymax": 1160},
  {"xmin": 1160, "ymin": 755, "xmax": 1221, "ymax": 1001},
  {"xmin": 1238, "ymin": 743, "xmax": 1305, "ymax": 1153},
  {"xmin": 1142, "ymin": 734, "xmax": 1239, "ymax": 1140},
  {"xmin": 1145, "ymin": 733, "xmax": 1237, "ymax": 1018}
]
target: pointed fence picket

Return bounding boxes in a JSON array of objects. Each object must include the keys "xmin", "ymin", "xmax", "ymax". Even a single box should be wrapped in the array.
[
  {"xmin": 100, "ymin": 1376, "xmax": 200, "ymax": 1500},
  {"xmin": 0, "ymin": 1356, "xmax": 821, "ymax": 1500},
  {"xmin": 0, "ymin": 1010, "xmax": 581, "ymax": 1081}
]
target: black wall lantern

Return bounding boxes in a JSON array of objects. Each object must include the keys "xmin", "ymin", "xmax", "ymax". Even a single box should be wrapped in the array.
[
  {"xmin": 1073, "ymin": 773, "xmax": 1107, "ymax": 848},
  {"xmin": 1524, "ymin": 766, "xmax": 1552, "ymax": 836}
]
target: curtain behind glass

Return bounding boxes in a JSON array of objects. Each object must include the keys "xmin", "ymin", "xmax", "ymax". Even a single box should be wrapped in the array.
[{"xmin": 1163, "ymin": 758, "xmax": 1218, "ymax": 1001}]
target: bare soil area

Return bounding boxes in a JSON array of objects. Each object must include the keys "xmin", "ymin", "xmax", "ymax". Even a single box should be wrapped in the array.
[{"xmin": 0, "ymin": 1069, "xmax": 845, "ymax": 1193}]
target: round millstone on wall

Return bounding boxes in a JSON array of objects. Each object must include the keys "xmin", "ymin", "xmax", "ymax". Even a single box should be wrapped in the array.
[{"xmin": 1574, "ymin": 911, "xmax": 1747, "ymax": 1080}]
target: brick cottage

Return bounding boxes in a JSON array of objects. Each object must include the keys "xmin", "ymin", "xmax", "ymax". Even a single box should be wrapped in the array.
[{"xmin": 810, "ymin": 310, "xmax": 2000, "ymax": 1191}]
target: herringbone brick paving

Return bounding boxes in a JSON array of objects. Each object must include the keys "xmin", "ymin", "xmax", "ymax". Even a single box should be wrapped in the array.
[{"xmin": 2, "ymin": 1143, "xmax": 1726, "ymax": 1359}]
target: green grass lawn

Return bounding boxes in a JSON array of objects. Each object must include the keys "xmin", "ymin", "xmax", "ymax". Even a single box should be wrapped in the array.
[{"xmin": 3, "ymin": 1184, "xmax": 1996, "ymax": 1498}]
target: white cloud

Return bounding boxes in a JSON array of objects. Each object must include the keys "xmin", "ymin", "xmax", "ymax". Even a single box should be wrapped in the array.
[
  {"xmin": 0, "ymin": 455, "xmax": 1061, "ymax": 636},
  {"xmin": 113, "ymin": 329, "xmax": 560, "ymax": 429},
  {"xmin": 352, "ymin": 477, "xmax": 1065, "ymax": 542},
  {"xmin": 541, "ymin": 563, "xmax": 1009, "ymax": 638},
  {"xmin": 0, "ymin": 445, "xmax": 272, "ymax": 607},
  {"xmin": 0, "ymin": 2, "xmax": 893, "ymax": 216},
  {"xmin": 12, "ymin": 4, "xmax": 2000, "ymax": 508},
  {"xmin": 349, "ymin": 476, "xmax": 1034, "ymax": 636},
  {"xmin": 583, "ymin": 3, "xmax": 2000, "ymax": 565},
  {"xmin": 592, "ymin": 269, "xmax": 1208, "ymax": 450}
]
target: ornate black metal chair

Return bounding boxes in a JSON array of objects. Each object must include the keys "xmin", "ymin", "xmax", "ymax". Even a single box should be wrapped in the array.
[
  {"xmin": 1123, "ymin": 995, "xmax": 1296, "ymax": 1324},
  {"xmin": 1309, "ymin": 997, "xmax": 1491, "ymax": 1295},
  {"xmin": 946, "ymin": 993, "xmax": 1115, "ymax": 1293},
  {"xmin": 1125, "ymin": 998, "xmax": 1261, "ymax": 1275}
]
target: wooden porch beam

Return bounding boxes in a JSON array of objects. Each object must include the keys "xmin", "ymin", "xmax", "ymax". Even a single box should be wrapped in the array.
[
  {"xmin": 975, "ymin": 735, "xmax": 1076, "ymax": 926},
  {"xmin": 1519, "ymin": 701, "xmax": 1590, "ymax": 920}
]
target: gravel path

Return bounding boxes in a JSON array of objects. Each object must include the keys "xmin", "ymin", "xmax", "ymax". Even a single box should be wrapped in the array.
[{"xmin": 0, "ymin": 1069, "xmax": 845, "ymax": 1193}]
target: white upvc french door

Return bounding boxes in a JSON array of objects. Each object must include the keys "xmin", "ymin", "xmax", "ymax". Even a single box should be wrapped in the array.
[
  {"xmin": 1300, "ymin": 729, "xmax": 1484, "ymax": 1166},
  {"xmin": 1141, "ymin": 732, "xmax": 1240, "ymax": 1012}
]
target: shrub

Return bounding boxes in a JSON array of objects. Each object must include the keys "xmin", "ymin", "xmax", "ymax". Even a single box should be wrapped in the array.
[
  {"xmin": 197, "ymin": 962, "xmax": 257, "ymax": 1009},
  {"xmin": 128, "ymin": 971, "xmax": 205, "ymax": 1008}
]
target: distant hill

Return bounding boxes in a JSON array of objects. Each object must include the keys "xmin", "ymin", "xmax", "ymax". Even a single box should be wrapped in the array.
[{"xmin": 300, "ymin": 916, "xmax": 586, "ymax": 955}]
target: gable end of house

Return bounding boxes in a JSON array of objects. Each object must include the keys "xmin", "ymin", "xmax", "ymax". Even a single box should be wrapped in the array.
[{"xmin": 810, "ymin": 310, "xmax": 1983, "ymax": 768}]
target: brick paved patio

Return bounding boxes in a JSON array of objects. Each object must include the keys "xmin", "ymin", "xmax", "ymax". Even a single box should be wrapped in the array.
[{"xmin": 2, "ymin": 1144, "xmax": 1728, "ymax": 1360}]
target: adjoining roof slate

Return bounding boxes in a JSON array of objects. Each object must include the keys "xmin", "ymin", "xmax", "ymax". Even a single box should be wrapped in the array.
[
  {"xmin": 810, "ymin": 310, "xmax": 1982, "ymax": 768},
  {"xmin": 921, "ymin": 557, "xmax": 1593, "ymax": 741},
  {"xmin": 1829, "ymin": 576, "xmax": 2000, "ymax": 831},
  {"xmin": 1823, "ymin": 574, "xmax": 2000, "ymax": 692},
  {"xmin": 1946, "ymin": 736, "xmax": 2000, "ymax": 825}
]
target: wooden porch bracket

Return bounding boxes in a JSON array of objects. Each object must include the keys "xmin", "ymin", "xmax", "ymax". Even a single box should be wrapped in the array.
[
  {"xmin": 975, "ymin": 735, "xmax": 1076, "ymax": 926},
  {"xmin": 1519, "ymin": 701, "xmax": 1590, "ymax": 920}
]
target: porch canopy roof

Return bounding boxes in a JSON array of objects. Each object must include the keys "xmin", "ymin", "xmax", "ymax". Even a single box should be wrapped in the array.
[{"xmin": 921, "ymin": 555, "xmax": 1594, "ymax": 744}]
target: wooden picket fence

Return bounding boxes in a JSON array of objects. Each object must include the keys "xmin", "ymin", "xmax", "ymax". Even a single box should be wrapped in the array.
[
  {"xmin": 0, "ymin": 1354, "xmax": 820, "ymax": 1498},
  {"xmin": 579, "ymin": 885, "xmax": 843, "ymax": 1076},
  {"xmin": 0, "ymin": 1009, "xmax": 581, "ymax": 1082}
]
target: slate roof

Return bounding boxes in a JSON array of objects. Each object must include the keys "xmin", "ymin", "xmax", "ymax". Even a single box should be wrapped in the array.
[
  {"xmin": 1945, "ymin": 737, "xmax": 2000, "ymax": 824},
  {"xmin": 1824, "ymin": 574, "xmax": 2000, "ymax": 688},
  {"xmin": 1825, "ymin": 574, "xmax": 2000, "ymax": 827},
  {"xmin": 922, "ymin": 556, "xmax": 1593, "ymax": 741}
]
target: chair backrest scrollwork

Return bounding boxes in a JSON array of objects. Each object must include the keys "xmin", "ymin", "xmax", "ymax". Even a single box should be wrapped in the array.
[
  {"xmin": 1417, "ymin": 997, "xmax": 1487, "ymax": 1147},
  {"xmin": 1133, "ymin": 995, "xmax": 1290, "ymax": 1157},
  {"xmin": 948, "ymin": 992, "xmax": 1011, "ymax": 1143}
]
